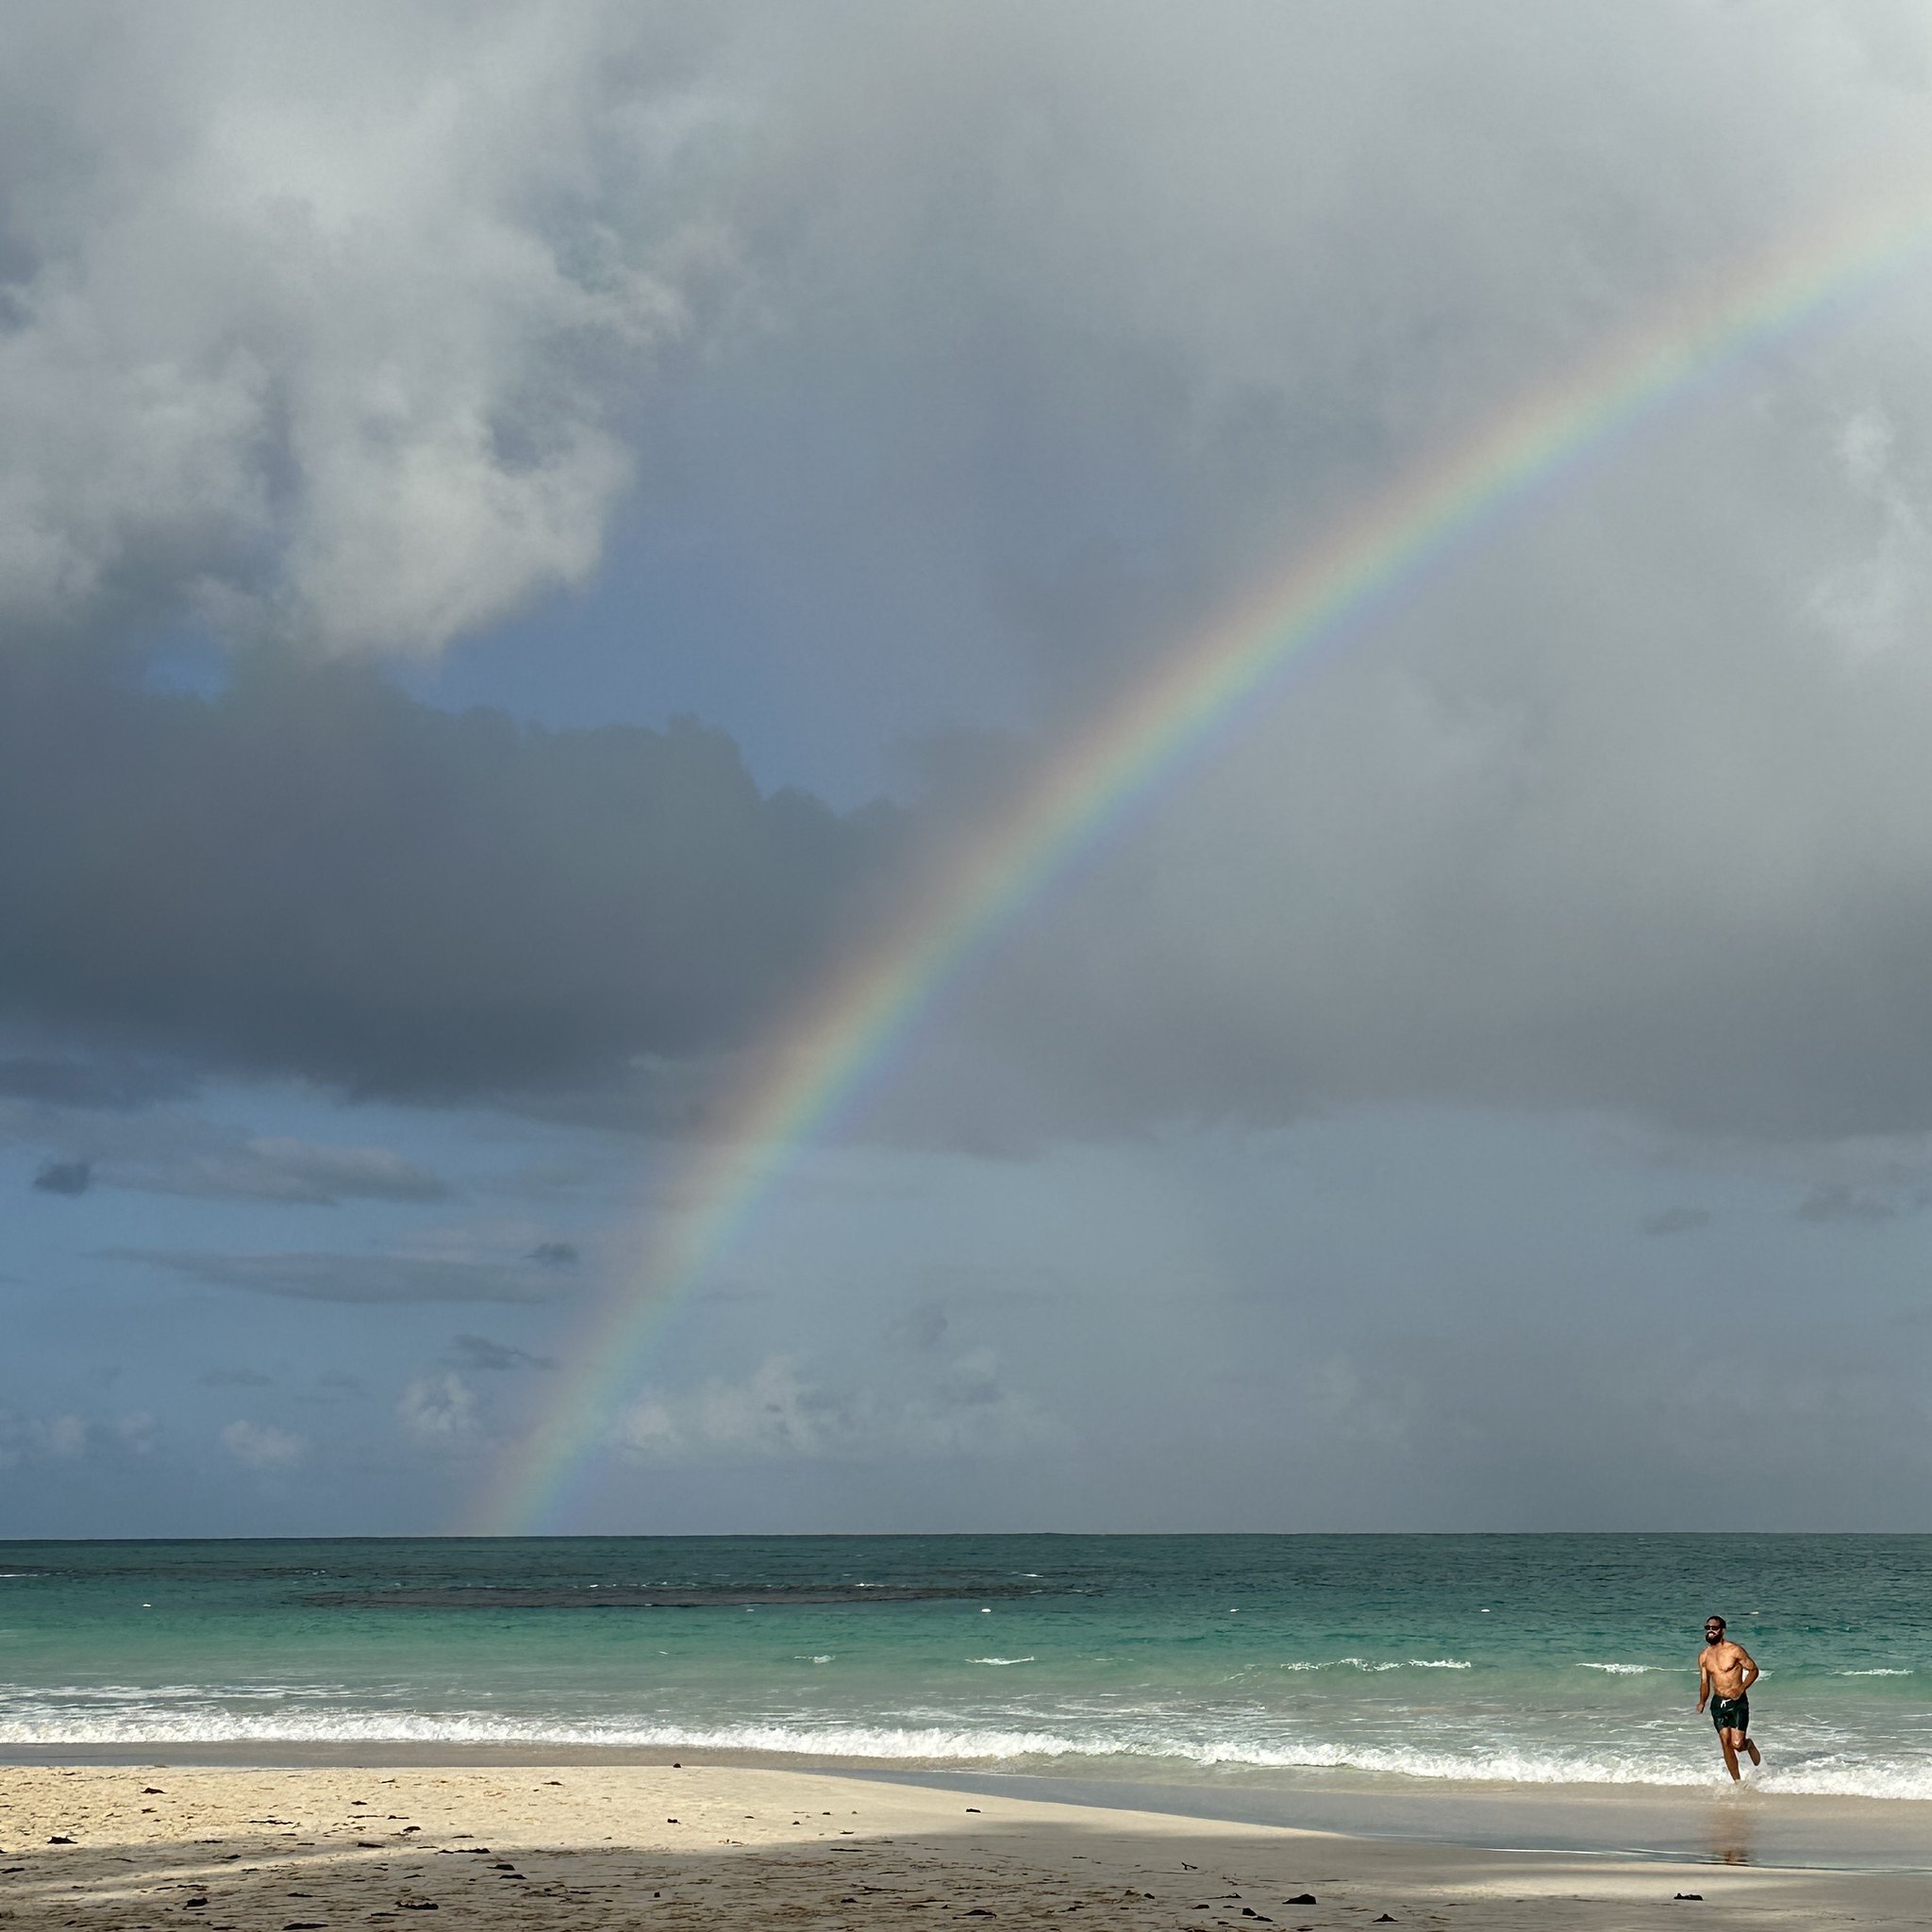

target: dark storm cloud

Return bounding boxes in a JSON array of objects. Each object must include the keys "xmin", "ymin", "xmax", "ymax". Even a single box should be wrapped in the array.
[
  {"xmin": 0, "ymin": 652, "xmax": 891, "ymax": 1101},
  {"xmin": 594, "ymin": 0, "xmax": 1932, "ymax": 1154},
  {"xmin": 525, "ymin": 1242, "xmax": 579, "ymax": 1269},
  {"xmin": 10, "ymin": 0, "xmax": 1932, "ymax": 1161},
  {"xmin": 14, "ymin": 0, "xmax": 1932, "ymax": 1545},
  {"xmin": 114, "ymin": 1248, "xmax": 570, "ymax": 1305},
  {"xmin": 31, "ymin": 1156, "xmax": 92, "ymax": 1195}
]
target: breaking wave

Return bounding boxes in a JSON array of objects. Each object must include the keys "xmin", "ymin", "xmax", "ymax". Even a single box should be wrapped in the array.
[
  {"xmin": 1275, "ymin": 1657, "xmax": 1470, "ymax": 1673},
  {"xmin": 5, "ymin": 1698, "xmax": 1930, "ymax": 1800}
]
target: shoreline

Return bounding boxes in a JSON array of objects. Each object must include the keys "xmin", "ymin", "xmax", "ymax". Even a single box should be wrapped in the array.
[
  {"xmin": 5, "ymin": 1746, "xmax": 1931, "ymax": 1874},
  {"xmin": 1, "ymin": 1761, "xmax": 1929, "ymax": 1932}
]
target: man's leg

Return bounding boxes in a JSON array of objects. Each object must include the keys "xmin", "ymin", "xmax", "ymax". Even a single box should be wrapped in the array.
[
  {"xmin": 1718, "ymin": 1727, "xmax": 1741, "ymax": 1779},
  {"xmin": 1739, "ymin": 1726, "xmax": 1760, "ymax": 1767}
]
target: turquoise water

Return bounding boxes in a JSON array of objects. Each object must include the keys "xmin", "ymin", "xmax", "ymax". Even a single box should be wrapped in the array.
[{"xmin": 2, "ymin": 1536, "xmax": 1928, "ymax": 1798}]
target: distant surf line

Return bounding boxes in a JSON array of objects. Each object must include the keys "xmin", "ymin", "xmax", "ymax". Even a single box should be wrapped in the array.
[{"xmin": 488, "ymin": 190, "xmax": 1932, "ymax": 1536}]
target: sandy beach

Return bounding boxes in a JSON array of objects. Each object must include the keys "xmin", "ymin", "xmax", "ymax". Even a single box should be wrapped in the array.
[{"xmin": 3, "ymin": 1764, "xmax": 1927, "ymax": 1932}]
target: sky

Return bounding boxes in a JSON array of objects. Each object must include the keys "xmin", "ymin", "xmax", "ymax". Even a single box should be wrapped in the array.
[{"xmin": 7, "ymin": 0, "xmax": 1932, "ymax": 1536}]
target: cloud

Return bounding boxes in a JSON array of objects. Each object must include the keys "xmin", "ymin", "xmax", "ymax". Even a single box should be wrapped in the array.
[
  {"xmin": 114, "ymin": 1247, "xmax": 570, "ymax": 1304},
  {"xmin": 398, "ymin": 1373, "xmax": 480, "ymax": 1440},
  {"xmin": 116, "ymin": 1411, "xmax": 157, "ymax": 1457},
  {"xmin": 219, "ymin": 1418, "xmax": 306, "ymax": 1469},
  {"xmin": 1642, "ymin": 1206, "xmax": 1711, "ymax": 1237},
  {"xmin": 610, "ymin": 1350, "xmax": 1058, "ymax": 1465},
  {"xmin": 124, "ymin": 1137, "xmax": 450, "ymax": 1207},
  {"xmin": 0, "ymin": 654, "xmax": 889, "ymax": 1101},
  {"xmin": 0, "ymin": 1412, "xmax": 89, "ymax": 1467},
  {"xmin": 0, "ymin": 1409, "xmax": 156, "ymax": 1470},
  {"xmin": 0, "ymin": 2, "xmax": 741, "ymax": 661},
  {"xmin": 446, "ymin": 1333, "xmax": 558, "ymax": 1373},
  {"xmin": 3, "ymin": 1098, "xmax": 452, "ymax": 1206},
  {"xmin": 525, "ymin": 1241, "xmax": 579, "ymax": 1269},
  {"xmin": 1795, "ymin": 1182, "xmax": 1897, "ymax": 1224},
  {"xmin": 614, "ymin": 0, "xmax": 1932, "ymax": 1154},
  {"xmin": 9, "ymin": 5, "xmax": 1932, "ymax": 1159},
  {"xmin": 0, "ymin": 7, "xmax": 906, "ymax": 1115}
]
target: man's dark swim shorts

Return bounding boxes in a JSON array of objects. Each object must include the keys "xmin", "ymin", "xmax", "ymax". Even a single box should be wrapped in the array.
[{"xmin": 1709, "ymin": 1694, "xmax": 1750, "ymax": 1734}]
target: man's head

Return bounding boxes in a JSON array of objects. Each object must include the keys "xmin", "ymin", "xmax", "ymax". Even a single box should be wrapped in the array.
[{"xmin": 1705, "ymin": 1616, "xmax": 1726, "ymax": 1641}]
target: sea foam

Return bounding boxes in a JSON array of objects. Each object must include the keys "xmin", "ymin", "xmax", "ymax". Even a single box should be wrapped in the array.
[{"xmin": 5, "ymin": 1701, "xmax": 1929, "ymax": 1800}]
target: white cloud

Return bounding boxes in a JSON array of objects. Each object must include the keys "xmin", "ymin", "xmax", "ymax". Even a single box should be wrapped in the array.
[
  {"xmin": 1807, "ymin": 404, "xmax": 1932, "ymax": 662},
  {"xmin": 218, "ymin": 1417, "xmax": 306, "ymax": 1469},
  {"xmin": 182, "ymin": 1138, "xmax": 449, "ymax": 1204},
  {"xmin": 397, "ymin": 1371, "xmax": 480, "ymax": 1440},
  {"xmin": 610, "ymin": 1350, "xmax": 1058, "ymax": 1465},
  {"xmin": 0, "ymin": 2, "xmax": 739, "ymax": 658},
  {"xmin": 0, "ymin": 1409, "xmax": 158, "ymax": 1468},
  {"xmin": 36, "ymin": 1413, "xmax": 87, "ymax": 1458},
  {"xmin": 116, "ymin": 1411, "xmax": 158, "ymax": 1456}
]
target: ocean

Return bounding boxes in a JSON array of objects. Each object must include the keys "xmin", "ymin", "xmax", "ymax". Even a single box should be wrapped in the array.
[{"xmin": 3, "ymin": 1535, "xmax": 1927, "ymax": 1805}]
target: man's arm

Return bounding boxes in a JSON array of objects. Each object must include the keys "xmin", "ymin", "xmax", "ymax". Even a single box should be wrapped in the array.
[
  {"xmin": 1696, "ymin": 1655, "xmax": 1710, "ymax": 1713},
  {"xmin": 1735, "ymin": 1647, "xmax": 1758, "ymax": 1693}
]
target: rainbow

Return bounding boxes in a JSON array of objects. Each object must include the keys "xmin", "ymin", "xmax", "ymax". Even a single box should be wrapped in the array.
[{"xmin": 485, "ymin": 192, "xmax": 1932, "ymax": 1534}]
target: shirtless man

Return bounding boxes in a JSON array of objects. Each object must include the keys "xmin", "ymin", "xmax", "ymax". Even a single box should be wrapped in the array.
[{"xmin": 1697, "ymin": 1615, "xmax": 1761, "ymax": 1780}]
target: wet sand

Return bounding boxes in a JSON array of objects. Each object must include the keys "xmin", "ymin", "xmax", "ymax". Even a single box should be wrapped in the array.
[{"xmin": 3, "ymin": 1763, "xmax": 1929, "ymax": 1931}]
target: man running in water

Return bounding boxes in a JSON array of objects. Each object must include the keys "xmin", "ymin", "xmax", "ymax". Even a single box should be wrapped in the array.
[{"xmin": 1697, "ymin": 1615, "xmax": 1761, "ymax": 1780}]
